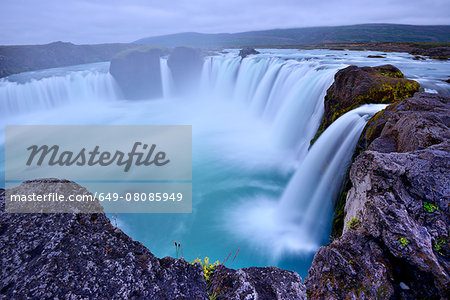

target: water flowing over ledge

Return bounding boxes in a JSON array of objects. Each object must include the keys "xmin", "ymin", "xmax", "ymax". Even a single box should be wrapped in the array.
[{"xmin": 0, "ymin": 49, "xmax": 449, "ymax": 276}]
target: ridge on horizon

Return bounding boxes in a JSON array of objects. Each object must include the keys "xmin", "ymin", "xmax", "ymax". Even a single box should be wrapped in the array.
[{"xmin": 135, "ymin": 23, "xmax": 450, "ymax": 48}]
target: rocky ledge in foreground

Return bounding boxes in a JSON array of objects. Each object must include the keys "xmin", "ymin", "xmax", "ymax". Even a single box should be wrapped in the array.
[
  {"xmin": 306, "ymin": 92, "xmax": 450, "ymax": 299},
  {"xmin": 0, "ymin": 181, "xmax": 306, "ymax": 299}
]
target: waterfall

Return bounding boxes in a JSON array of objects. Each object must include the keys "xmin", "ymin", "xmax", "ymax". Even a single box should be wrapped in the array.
[
  {"xmin": 199, "ymin": 56, "xmax": 337, "ymax": 157},
  {"xmin": 278, "ymin": 104, "xmax": 387, "ymax": 240},
  {"xmin": 228, "ymin": 104, "xmax": 386, "ymax": 257},
  {"xmin": 160, "ymin": 58, "xmax": 174, "ymax": 98},
  {"xmin": 0, "ymin": 68, "xmax": 120, "ymax": 115}
]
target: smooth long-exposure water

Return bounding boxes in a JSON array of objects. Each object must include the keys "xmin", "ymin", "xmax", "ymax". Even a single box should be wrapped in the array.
[{"xmin": 1, "ymin": 49, "xmax": 449, "ymax": 277}]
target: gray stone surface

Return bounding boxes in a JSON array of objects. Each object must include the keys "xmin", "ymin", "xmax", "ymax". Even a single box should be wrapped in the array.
[
  {"xmin": 167, "ymin": 47, "xmax": 203, "ymax": 95},
  {"xmin": 0, "ymin": 181, "xmax": 208, "ymax": 299},
  {"xmin": 0, "ymin": 180, "xmax": 308, "ymax": 299},
  {"xmin": 110, "ymin": 47, "xmax": 164, "ymax": 100},
  {"xmin": 209, "ymin": 265, "xmax": 306, "ymax": 300},
  {"xmin": 306, "ymin": 93, "xmax": 450, "ymax": 299}
]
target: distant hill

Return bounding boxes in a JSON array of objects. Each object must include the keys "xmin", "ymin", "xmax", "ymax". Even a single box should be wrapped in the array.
[
  {"xmin": 135, "ymin": 24, "xmax": 450, "ymax": 48},
  {"xmin": 0, "ymin": 42, "xmax": 139, "ymax": 78}
]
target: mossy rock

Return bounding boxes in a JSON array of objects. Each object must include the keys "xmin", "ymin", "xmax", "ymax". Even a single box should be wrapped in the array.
[{"xmin": 310, "ymin": 65, "xmax": 419, "ymax": 146}]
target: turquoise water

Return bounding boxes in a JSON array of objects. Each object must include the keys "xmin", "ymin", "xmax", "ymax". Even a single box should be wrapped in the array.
[{"xmin": 1, "ymin": 49, "xmax": 449, "ymax": 277}]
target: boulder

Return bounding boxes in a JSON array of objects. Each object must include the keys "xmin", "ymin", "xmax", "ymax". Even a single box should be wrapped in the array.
[
  {"xmin": 167, "ymin": 47, "xmax": 203, "ymax": 95},
  {"xmin": 239, "ymin": 48, "xmax": 260, "ymax": 59},
  {"xmin": 0, "ymin": 180, "xmax": 208, "ymax": 299},
  {"xmin": 311, "ymin": 65, "xmax": 420, "ymax": 145},
  {"xmin": 209, "ymin": 265, "xmax": 306, "ymax": 299},
  {"xmin": 306, "ymin": 93, "xmax": 450, "ymax": 299},
  {"xmin": 361, "ymin": 92, "xmax": 450, "ymax": 153},
  {"xmin": 110, "ymin": 47, "xmax": 164, "ymax": 100}
]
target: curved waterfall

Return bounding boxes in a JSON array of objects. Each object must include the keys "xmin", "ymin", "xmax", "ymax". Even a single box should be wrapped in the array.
[{"xmin": 1, "ymin": 52, "xmax": 391, "ymax": 273}]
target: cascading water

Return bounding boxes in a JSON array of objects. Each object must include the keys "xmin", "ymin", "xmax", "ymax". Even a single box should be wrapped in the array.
[
  {"xmin": 1, "ymin": 49, "xmax": 449, "ymax": 277},
  {"xmin": 0, "ymin": 66, "xmax": 120, "ymax": 115}
]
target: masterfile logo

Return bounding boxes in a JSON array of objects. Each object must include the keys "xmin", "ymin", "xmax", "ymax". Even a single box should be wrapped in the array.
[{"xmin": 5, "ymin": 125, "xmax": 192, "ymax": 213}]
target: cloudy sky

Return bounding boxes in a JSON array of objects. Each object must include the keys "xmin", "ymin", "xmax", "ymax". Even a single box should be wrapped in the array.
[{"xmin": 1, "ymin": 0, "xmax": 449, "ymax": 45}]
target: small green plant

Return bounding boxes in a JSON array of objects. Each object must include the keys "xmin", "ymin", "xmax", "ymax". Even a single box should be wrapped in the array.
[
  {"xmin": 398, "ymin": 237, "xmax": 410, "ymax": 247},
  {"xmin": 346, "ymin": 217, "xmax": 360, "ymax": 230},
  {"xmin": 192, "ymin": 257, "xmax": 220, "ymax": 282},
  {"xmin": 434, "ymin": 238, "xmax": 446, "ymax": 253},
  {"xmin": 423, "ymin": 202, "xmax": 439, "ymax": 213}
]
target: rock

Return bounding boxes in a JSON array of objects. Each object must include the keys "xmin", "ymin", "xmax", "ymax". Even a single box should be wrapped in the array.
[
  {"xmin": 367, "ymin": 55, "xmax": 385, "ymax": 58},
  {"xmin": 1, "ymin": 179, "xmax": 308, "ymax": 299},
  {"xmin": 413, "ymin": 55, "xmax": 426, "ymax": 60},
  {"xmin": 399, "ymin": 282, "xmax": 410, "ymax": 290},
  {"xmin": 305, "ymin": 230, "xmax": 394, "ymax": 299},
  {"xmin": 167, "ymin": 47, "xmax": 203, "ymax": 95},
  {"xmin": 307, "ymin": 93, "xmax": 450, "ymax": 299},
  {"xmin": 209, "ymin": 265, "xmax": 306, "ymax": 299},
  {"xmin": 0, "ymin": 180, "xmax": 209, "ymax": 299},
  {"xmin": 310, "ymin": 65, "xmax": 420, "ymax": 145},
  {"xmin": 410, "ymin": 47, "xmax": 450, "ymax": 60},
  {"xmin": 361, "ymin": 92, "xmax": 450, "ymax": 153},
  {"xmin": 239, "ymin": 48, "xmax": 260, "ymax": 59},
  {"xmin": 110, "ymin": 47, "xmax": 164, "ymax": 100}
]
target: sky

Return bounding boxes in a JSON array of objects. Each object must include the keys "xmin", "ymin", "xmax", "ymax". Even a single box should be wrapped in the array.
[{"xmin": 0, "ymin": 0, "xmax": 449, "ymax": 45}]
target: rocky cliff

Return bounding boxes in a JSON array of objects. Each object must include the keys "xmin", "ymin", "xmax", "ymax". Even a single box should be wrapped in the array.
[
  {"xmin": 110, "ymin": 47, "xmax": 166, "ymax": 100},
  {"xmin": 167, "ymin": 47, "xmax": 203, "ymax": 95},
  {"xmin": 0, "ymin": 180, "xmax": 306, "ymax": 299},
  {"xmin": 306, "ymin": 92, "xmax": 450, "ymax": 299}
]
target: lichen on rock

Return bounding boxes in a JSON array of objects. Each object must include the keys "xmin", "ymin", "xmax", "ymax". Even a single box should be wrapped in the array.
[{"xmin": 310, "ymin": 65, "xmax": 420, "ymax": 146}]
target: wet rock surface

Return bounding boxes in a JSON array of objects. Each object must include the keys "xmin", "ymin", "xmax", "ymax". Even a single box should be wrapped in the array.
[
  {"xmin": 306, "ymin": 92, "xmax": 450, "ymax": 299},
  {"xmin": 239, "ymin": 48, "xmax": 260, "ymax": 59}
]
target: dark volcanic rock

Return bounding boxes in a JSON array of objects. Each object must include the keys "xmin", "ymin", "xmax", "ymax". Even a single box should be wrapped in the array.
[
  {"xmin": 167, "ymin": 47, "xmax": 203, "ymax": 95},
  {"xmin": 410, "ymin": 47, "xmax": 450, "ymax": 60},
  {"xmin": 239, "ymin": 48, "xmax": 260, "ymax": 59},
  {"xmin": 209, "ymin": 265, "xmax": 306, "ymax": 299},
  {"xmin": 0, "ymin": 180, "xmax": 209, "ymax": 299},
  {"xmin": 311, "ymin": 65, "xmax": 419, "ymax": 145},
  {"xmin": 306, "ymin": 93, "xmax": 450, "ymax": 299},
  {"xmin": 1, "ymin": 180, "xmax": 308, "ymax": 299},
  {"xmin": 110, "ymin": 47, "xmax": 164, "ymax": 100},
  {"xmin": 306, "ymin": 230, "xmax": 394, "ymax": 299},
  {"xmin": 361, "ymin": 92, "xmax": 450, "ymax": 153}
]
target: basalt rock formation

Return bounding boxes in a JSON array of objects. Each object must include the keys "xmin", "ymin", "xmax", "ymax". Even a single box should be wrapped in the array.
[
  {"xmin": 239, "ymin": 48, "xmax": 260, "ymax": 59},
  {"xmin": 0, "ymin": 182, "xmax": 208, "ymax": 299},
  {"xmin": 0, "ymin": 180, "xmax": 307, "ymax": 299},
  {"xmin": 167, "ymin": 46, "xmax": 203, "ymax": 95},
  {"xmin": 311, "ymin": 65, "xmax": 420, "ymax": 145},
  {"xmin": 306, "ymin": 93, "xmax": 450, "ymax": 299},
  {"xmin": 209, "ymin": 265, "xmax": 306, "ymax": 300},
  {"xmin": 110, "ymin": 47, "xmax": 166, "ymax": 100}
]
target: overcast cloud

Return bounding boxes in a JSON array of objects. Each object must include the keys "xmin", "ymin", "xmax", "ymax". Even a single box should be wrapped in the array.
[{"xmin": 0, "ymin": 0, "xmax": 449, "ymax": 45}]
